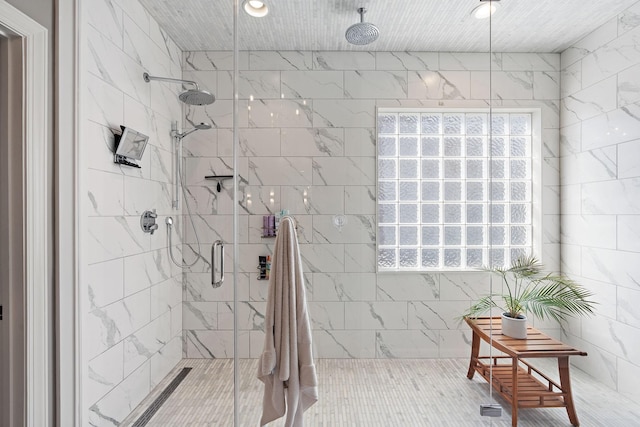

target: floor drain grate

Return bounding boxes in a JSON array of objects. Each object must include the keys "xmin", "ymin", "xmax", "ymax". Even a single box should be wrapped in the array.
[{"xmin": 132, "ymin": 367, "xmax": 192, "ymax": 427}]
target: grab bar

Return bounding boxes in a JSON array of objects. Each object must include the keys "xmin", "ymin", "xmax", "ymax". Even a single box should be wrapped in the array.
[{"xmin": 211, "ymin": 240, "xmax": 224, "ymax": 288}]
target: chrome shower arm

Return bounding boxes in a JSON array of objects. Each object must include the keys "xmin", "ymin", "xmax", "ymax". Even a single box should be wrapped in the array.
[{"xmin": 143, "ymin": 72, "xmax": 200, "ymax": 90}]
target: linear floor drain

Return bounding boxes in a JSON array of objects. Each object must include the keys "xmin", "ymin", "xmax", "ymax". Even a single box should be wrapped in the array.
[{"xmin": 132, "ymin": 367, "xmax": 192, "ymax": 427}]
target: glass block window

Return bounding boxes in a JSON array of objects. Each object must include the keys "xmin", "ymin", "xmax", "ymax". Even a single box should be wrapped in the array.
[{"xmin": 377, "ymin": 110, "xmax": 533, "ymax": 270}]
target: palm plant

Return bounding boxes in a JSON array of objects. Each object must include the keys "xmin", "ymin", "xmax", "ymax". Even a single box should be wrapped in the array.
[{"xmin": 462, "ymin": 254, "xmax": 597, "ymax": 323}]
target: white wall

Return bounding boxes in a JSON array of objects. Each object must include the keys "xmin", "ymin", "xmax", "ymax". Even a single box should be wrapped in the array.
[
  {"xmin": 80, "ymin": 0, "xmax": 184, "ymax": 424},
  {"xmin": 180, "ymin": 50, "xmax": 562, "ymax": 360},
  {"xmin": 560, "ymin": 1, "xmax": 640, "ymax": 403}
]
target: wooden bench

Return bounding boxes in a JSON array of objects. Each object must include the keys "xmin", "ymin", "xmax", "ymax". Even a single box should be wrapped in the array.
[{"xmin": 465, "ymin": 316, "xmax": 587, "ymax": 427}]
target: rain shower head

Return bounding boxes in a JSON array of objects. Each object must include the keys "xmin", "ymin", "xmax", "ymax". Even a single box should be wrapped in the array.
[
  {"xmin": 345, "ymin": 7, "xmax": 379, "ymax": 45},
  {"xmin": 143, "ymin": 72, "xmax": 216, "ymax": 106}
]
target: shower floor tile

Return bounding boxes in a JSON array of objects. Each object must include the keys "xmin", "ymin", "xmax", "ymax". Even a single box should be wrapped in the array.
[{"xmin": 121, "ymin": 358, "xmax": 640, "ymax": 426}]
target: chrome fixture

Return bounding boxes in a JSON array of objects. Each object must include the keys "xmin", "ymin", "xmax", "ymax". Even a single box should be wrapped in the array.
[
  {"xmin": 345, "ymin": 7, "xmax": 379, "ymax": 45},
  {"xmin": 211, "ymin": 240, "xmax": 224, "ymax": 288},
  {"xmin": 140, "ymin": 209, "xmax": 158, "ymax": 234},
  {"xmin": 142, "ymin": 72, "xmax": 215, "ymax": 105},
  {"xmin": 472, "ymin": 0, "xmax": 500, "ymax": 19}
]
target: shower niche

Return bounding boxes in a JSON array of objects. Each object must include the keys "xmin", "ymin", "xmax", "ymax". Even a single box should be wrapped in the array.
[{"xmin": 113, "ymin": 125, "xmax": 149, "ymax": 168}]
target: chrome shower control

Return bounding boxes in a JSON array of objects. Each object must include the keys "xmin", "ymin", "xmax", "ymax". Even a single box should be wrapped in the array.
[{"xmin": 141, "ymin": 209, "xmax": 159, "ymax": 234}]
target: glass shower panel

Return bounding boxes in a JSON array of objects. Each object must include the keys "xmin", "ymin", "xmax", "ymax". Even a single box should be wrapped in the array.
[{"xmin": 236, "ymin": 1, "xmax": 492, "ymax": 425}]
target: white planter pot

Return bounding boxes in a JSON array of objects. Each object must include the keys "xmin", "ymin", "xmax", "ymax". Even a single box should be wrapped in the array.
[{"xmin": 501, "ymin": 313, "xmax": 528, "ymax": 339}]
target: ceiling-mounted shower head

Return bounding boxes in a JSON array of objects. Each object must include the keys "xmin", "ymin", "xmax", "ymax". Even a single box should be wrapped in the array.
[
  {"xmin": 143, "ymin": 72, "xmax": 216, "ymax": 106},
  {"xmin": 345, "ymin": 7, "xmax": 379, "ymax": 45}
]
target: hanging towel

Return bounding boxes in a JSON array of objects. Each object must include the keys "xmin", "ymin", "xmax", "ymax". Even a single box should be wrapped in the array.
[{"xmin": 258, "ymin": 216, "xmax": 318, "ymax": 426}]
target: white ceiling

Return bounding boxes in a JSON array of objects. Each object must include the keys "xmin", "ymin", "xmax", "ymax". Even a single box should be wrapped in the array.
[{"xmin": 139, "ymin": 0, "xmax": 638, "ymax": 53}]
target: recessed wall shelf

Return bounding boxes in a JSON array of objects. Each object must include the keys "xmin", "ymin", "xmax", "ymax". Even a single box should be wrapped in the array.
[{"xmin": 205, "ymin": 175, "xmax": 233, "ymax": 192}]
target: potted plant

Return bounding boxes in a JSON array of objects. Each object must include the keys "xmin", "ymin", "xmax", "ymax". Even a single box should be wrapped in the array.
[{"xmin": 462, "ymin": 254, "xmax": 597, "ymax": 339}]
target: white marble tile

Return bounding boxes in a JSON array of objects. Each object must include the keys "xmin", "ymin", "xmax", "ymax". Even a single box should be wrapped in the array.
[
  {"xmin": 111, "ymin": 0, "xmax": 150, "ymax": 33},
  {"xmin": 408, "ymin": 301, "xmax": 469, "ymax": 330},
  {"xmin": 562, "ymin": 333, "xmax": 618, "ymax": 390},
  {"xmin": 149, "ymin": 146, "xmax": 173, "ymax": 184},
  {"xmin": 618, "ymin": 215, "xmax": 640, "ymax": 251},
  {"xmin": 618, "ymin": 287, "xmax": 640, "ymax": 329},
  {"xmin": 150, "ymin": 276, "xmax": 181, "ymax": 319},
  {"xmin": 149, "ymin": 336, "xmax": 182, "ymax": 388},
  {"xmin": 313, "ymin": 157, "xmax": 374, "ymax": 186},
  {"xmin": 312, "ymin": 215, "xmax": 375, "ymax": 244},
  {"xmin": 86, "ymin": 0, "xmax": 123, "ymax": 49},
  {"xmin": 240, "ymin": 185, "xmax": 280, "ymax": 215},
  {"xmin": 582, "ymin": 246, "xmax": 640, "ymax": 290},
  {"xmin": 375, "ymin": 52, "xmax": 438, "ymax": 70},
  {"xmin": 344, "ymin": 70, "xmax": 407, "ymax": 99},
  {"xmin": 502, "ymin": 53, "xmax": 560, "ymax": 71},
  {"xmin": 560, "ymin": 122, "xmax": 581, "ymax": 157},
  {"xmin": 313, "ymin": 99, "xmax": 376, "ymax": 128},
  {"xmin": 582, "ymin": 104, "xmax": 640, "ymax": 150},
  {"xmin": 299, "ymin": 243, "xmax": 344, "ymax": 273},
  {"xmin": 439, "ymin": 329, "xmax": 473, "ymax": 358},
  {"xmin": 561, "ymin": 61, "xmax": 581, "ymax": 99},
  {"xmin": 573, "ymin": 279, "xmax": 614, "ymax": 321},
  {"xmin": 249, "ymin": 157, "xmax": 312, "ymax": 186},
  {"xmin": 618, "ymin": 358, "xmax": 640, "ymax": 403},
  {"xmin": 582, "ymin": 178, "xmax": 640, "ymax": 215},
  {"xmin": 182, "ymin": 128, "xmax": 218, "ymax": 157},
  {"xmin": 313, "ymin": 51, "xmax": 375, "ymax": 70},
  {"xmin": 183, "ymin": 301, "xmax": 218, "ymax": 330},
  {"xmin": 85, "ymin": 73, "xmax": 124, "ymax": 128},
  {"xmin": 281, "ymin": 128, "xmax": 343, "ymax": 157},
  {"xmin": 87, "ymin": 259, "xmax": 125, "ymax": 312},
  {"xmin": 311, "ymin": 272, "xmax": 376, "ymax": 302},
  {"xmin": 86, "ymin": 169, "xmax": 124, "ymax": 216},
  {"xmin": 184, "ymin": 330, "xmax": 237, "ymax": 358},
  {"xmin": 377, "ymin": 273, "xmax": 439, "ymax": 301},
  {"xmin": 85, "ymin": 289, "xmax": 151, "ymax": 360},
  {"xmin": 85, "ymin": 216, "xmax": 149, "ymax": 264},
  {"xmin": 122, "ymin": 176, "xmax": 160, "ymax": 216},
  {"xmin": 249, "ymin": 214, "xmax": 311, "ymax": 244},
  {"xmin": 619, "ymin": 1, "xmax": 640, "ymax": 34},
  {"xmin": 184, "ymin": 157, "xmax": 244, "ymax": 186},
  {"xmin": 543, "ymin": 214, "xmax": 561, "ymax": 245},
  {"xmin": 185, "ymin": 99, "xmax": 248, "ymax": 129},
  {"xmin": 471, "ymin": 71, "xmax": 534, "ymax": 100},
  {"xmin": 561, "ymin": 76, "xmax": 617, "ymax": 126},
  {"xmin": 123, "ymin": 311, "xmax": 171, "ymax": 376},
  {"xmin": 123, "ymin": 15, "xmax": 172, "ymax": 79},
  {"xmin": 281, "ymin": 71, "xmax": 344, "ymax": 99},
  {"xmin": 581, "ymin": 24, "xmax": 640, "ymax": 88},
  {"xmin": 344, "ymin": 243, "xmax": 376, "ymax": 272},
  {"xmin": 170, "ymin": 302, "xmax": 182, "ymax": 339},
  {"xmin": 183, "ymin": 51, "xmax": 249, "ymax": 71},
  {"xmin": 311, "ymin": 330, "xmax": 376, "ymax": 358},
  {"xmin": 581, "ymin": 316, "xmax": 640, "ymax": 363},
  {"xmin": 281, "ymin": 185, "xmax": 343, "ymax": 215},
  {"xmin": 533, "ymin": 71, "xmax": 560, "ymax": 100},
  {"xmin": 438, "ymin": 272, "xmax": 491, "ymax": 301},
  {"xmin": 218, "ymin": 70, "xmax": 281, "ymax": 100},
  {"xmin": 344, "ymin": 127, "xmax": 376, "ymax": 157},
  {"xmin": 148, "ymin": 18, "xmax": 181, "ymax": 69},
  {"xmin": 84, "ymin": 122, "xmax": 123, "ymax": 175},
  {"xmin": 619, "ymin": 139, "xmax": 640, "ymax": 178},
  {"xmin": 88, "ymin": 361, "xmax": 150, "ymax": 426},
  {"xmin": 344, "ymin": 301, "xmax": 407, "ymax": 329},
  {"xmin": 249, "ymin": 50, "xmax": 312, "ymax": 70},
  {"xmin": 308, "ymin": 302, "xmax": 345, "ymax": 330},
  {"xmin": 376, "ymin": 330, "xmax": 439, "ymax": 358},
  {"xmin": 248, "ymin": 99, "xmax": 313, "ymax": 128},
  {"xmin": 181, "ymin": 69, "xmax": 218, "ymax": 102},
  {"xmin": 86, "ymin": 341, "xmax": 124, "ymax": 407},
  {"xmin": 184, "ymin": 272, "xmax": 250, "ymax": 302},
  {"xmin": 408, "ymin": 70, "xmax": 470, "ymax": 100},
  {"xmin": 619, "ymin": 62, "xmax": 640, "ymax": 108},
  {"xmin": 438, "ymin": 52, "xmax": 501, "ymax": 71},
  {"xmin": 560, "ymin": 214, "xmax": 617, "ymax": 249},
  {"xmin": 561, "ymin": 146, "xmax": 617, "ymax": 185},
  {"xmin": 345, "ymin": 186, "xmax": 375, "ymax": 215},
  {"xmin": 232, "ymin": 128, "xmax": 281, "ymax": 157},
  {"xmin": 123, "ymin": 249, "xmax": 172, "ymax": 296},
  {"xmin": 561, "ymin": 17, "xmax": 618, "ymax": 68}
]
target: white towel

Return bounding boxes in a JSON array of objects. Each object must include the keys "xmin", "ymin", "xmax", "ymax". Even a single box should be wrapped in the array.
[{"xmin": 257, "ymin": 216, "xmax": 318, "ymax": 426}]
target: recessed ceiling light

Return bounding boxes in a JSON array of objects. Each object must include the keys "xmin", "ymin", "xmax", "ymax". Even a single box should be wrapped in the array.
[
  {"xmin": 471, "ymin": 1, "xmax": 499, "ymax": 19},
  {"xmin": 243, "ymin": 0, "xmax": 269, "ymax": 17}
]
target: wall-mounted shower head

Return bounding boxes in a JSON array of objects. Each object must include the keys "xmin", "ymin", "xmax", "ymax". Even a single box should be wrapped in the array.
[
  {"xmin": 345, "ymin": 7, "xmax": 379, "ymax": 45},
  {"xmin": 174, "ymin": 122, "xmax": 212, "ymax": 139},
  {"xmin": 143, "ymin": 72, "xmax": 216, "ymax": 106}
]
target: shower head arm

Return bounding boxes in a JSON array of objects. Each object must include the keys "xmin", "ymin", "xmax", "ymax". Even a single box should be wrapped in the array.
[
  {"xmin": 358, "ymin": 7, "xmax": 366, "ymax": 22},
  {"xmin": 143, "ymin": 72, "xmax": 200, "ymax": 90}
]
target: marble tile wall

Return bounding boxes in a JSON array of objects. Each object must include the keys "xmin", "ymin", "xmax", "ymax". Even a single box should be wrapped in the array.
[
  {"xmin": 560, "ymin": 0, "xmax": 640, "ymax": 403},
  {"xmin": 180, "ymin": 50, "xmax": 562, "ymax": 361},
  {"xmin": 81, "ymin": 0, "xmax": 184, "ymax": 424}
]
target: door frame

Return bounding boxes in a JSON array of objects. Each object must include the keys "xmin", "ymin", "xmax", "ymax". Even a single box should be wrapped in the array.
[{"xmin": 0, "ymin": 1, "xmax": 50, "ymax": 426}]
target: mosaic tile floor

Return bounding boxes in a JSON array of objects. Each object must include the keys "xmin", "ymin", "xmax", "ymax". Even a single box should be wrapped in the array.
[{"xmin": 122, "ymin": 358, "xmax": 640, "ymax": 426}]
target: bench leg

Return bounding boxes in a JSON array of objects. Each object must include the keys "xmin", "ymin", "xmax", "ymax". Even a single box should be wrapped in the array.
[
  {"xmin": 467, "ymin": 330, "xmax": 480, "ymax": 379},
  {"xmin": 558, "ymin": 356, "xmax": 580, "ymax": 426},
  {"xmin": 511, "ymin": 357, "xmax": 518, "ymax": 427}
]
